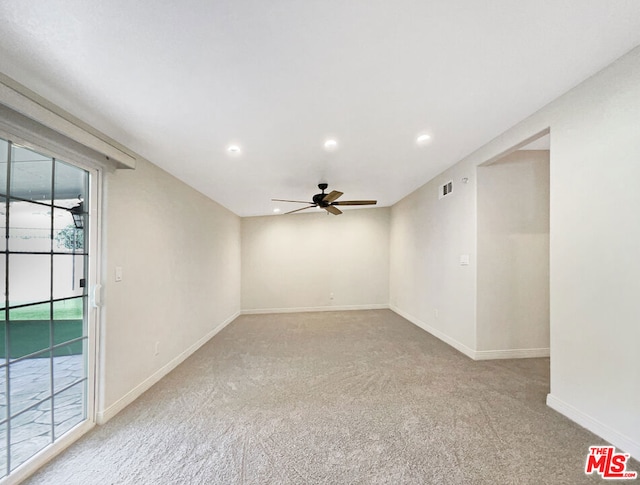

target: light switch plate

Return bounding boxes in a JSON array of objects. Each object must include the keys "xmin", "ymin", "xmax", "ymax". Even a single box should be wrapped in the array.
[
  {"xmin": 459, "ymin": 254, "xmax": 470, "ymax": 266},
  {"xmin": 115, "ymin": 266, "xmax": 123, "ymax": 282}
]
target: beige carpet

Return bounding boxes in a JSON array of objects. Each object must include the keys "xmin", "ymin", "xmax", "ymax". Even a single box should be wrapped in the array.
[{"xmin": 26, "ymin": 310, "xmax": 637, "ymax": 484}]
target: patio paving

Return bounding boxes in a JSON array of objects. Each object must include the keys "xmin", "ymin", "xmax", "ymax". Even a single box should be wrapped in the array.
[{"xmin": 0, "ymin": 355, "xmax": 85, "ymax": 473}]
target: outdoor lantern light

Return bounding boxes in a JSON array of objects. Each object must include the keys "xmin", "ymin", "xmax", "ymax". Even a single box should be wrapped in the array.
[{"xmin": 70, "ymin": 201, "xmax": 84, "ymax": 229}]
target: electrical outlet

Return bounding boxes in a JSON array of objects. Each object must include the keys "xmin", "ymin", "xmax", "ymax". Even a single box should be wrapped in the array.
[
  {"xmin": 329, "ymin": 292, "xmax": 334, "ymax": 300},
  {"xmin": 434, "ymin": 309, "xmax": 439, "ymax": 318},
  {"xmin": 154, "ymin": 341, "xmax": 160, "ymax": 356}
]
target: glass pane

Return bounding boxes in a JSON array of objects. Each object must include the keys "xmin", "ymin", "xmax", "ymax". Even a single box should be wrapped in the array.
[
  {"xmin": 53, "ymin": 299, "xmax": 84, "ymax": 350},
  {"xmin": 54, "ymin": 160, "xmax": 87, "ymax": 208},
  {"xmin": 9, "ymin": 145, "xmax": 52, "ymax": 203},
  {"xmin": 0, "ymin": 138, "xmax": 8, "ymax": 194},
  {"xmin": 53, "ymin": 255, "xmax": 84, "ymax": 300},
  {"xmin": 8, "ymin": 254, "xmax": 50, "ymax": 307},
  {"xmin": 0, "ymin": 367, "xmax": 6, "ymax": 421},
  {"xmin": 53, "ymin": 208, "xmax": 83, "ymax": 254},
  {"xmin": 53, "ymin": 300, "xmax": 84, "ymax": 380},
  {"xmin": 9, "ymin": 353, "xmax": 51, "ymax": 416},
  {"xmin": 53, "ymin": 381, "xmax": 84, "ymax": 439},
  {"xmin": 10, "ymin": 399, "xmax": 52, "ymax": 471},
  {"xmin": 1, "ymin": 148, "xmax": 90, "ymax": 476},
  {"xmin": 8, "ymin": 319, "xmax": 50, "ymax": 361},
  {"xmin": 52, "ymin": 297, "xmax": 83, "ymax": 321},
  {"xmin": 0, "ymin": 256, "xmax": 5, "ymax": 317},
  {"xmin": 0, "ymin": 196, "xmax": 6, "ymax": 252},
  {"xmin": 53, "ymin": 346, "xmax": 85, "ymax": 394},
  {"xmin": 7, "ymin": 301, "xmax": 49, "ymax": 321},
  {"xmin": 53, "ymin": 338, "xmax": 83, "ymax": 360},
  {"xmin": 7, "ymin": 200, "xmax": 51, "ymax": 252},
  {"xmin": 0, "ymin": 421, "xmax": 6, "ymax": 478}
]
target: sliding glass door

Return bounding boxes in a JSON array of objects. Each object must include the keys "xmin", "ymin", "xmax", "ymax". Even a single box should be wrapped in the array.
[{"xmin": 0, "ymin": 136, "xmax": 94, "ymax": 476}]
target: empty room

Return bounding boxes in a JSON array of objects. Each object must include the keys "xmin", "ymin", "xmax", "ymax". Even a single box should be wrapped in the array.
[{"xmin": 0, "ymin": 1, "xmax": 639, "ymax": 484}]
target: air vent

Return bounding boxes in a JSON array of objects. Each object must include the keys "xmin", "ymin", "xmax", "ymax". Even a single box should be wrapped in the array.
[{"xmin": 439, "ymin": 180, "xmax": 453, "ymax": 199}]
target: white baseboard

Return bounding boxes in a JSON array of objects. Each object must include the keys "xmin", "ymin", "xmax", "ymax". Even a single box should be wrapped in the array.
[
  {"xmin": 547, "ymin": 394, "xmax": 640, "ymax": 461},
  {"xmin": 390, "ymin": 305, "xmax": 476, "ymax": 359},
  {"xmin": 390, "ymin": 305, "xmax": 549, "ymax": 361},
  {"xmin": 241, "ymin": 303, "xmax": 389, "ymax": 315},
  {"xmin": 96, "ymin": 311, "xmax": 240, "ymax": 424},
  {"xmin": 474, "ymin": 348, "xmax": 550, "ymax": 360}
]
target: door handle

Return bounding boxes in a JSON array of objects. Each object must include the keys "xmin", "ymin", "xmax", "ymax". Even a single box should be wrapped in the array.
[{"xmin": 91, "ymin": 284, "xmax": 102, "ymax": 308}]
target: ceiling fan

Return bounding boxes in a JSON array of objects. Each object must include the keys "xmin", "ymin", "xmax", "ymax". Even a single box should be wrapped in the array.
[{"xmin": 272, "ymin": 183, "xmax": 377, "ymax": 215}]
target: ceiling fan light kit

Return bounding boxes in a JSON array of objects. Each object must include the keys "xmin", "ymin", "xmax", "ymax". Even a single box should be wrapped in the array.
[{"xmin": 272, "ymin": 183, "xmax": 377, "ymax": 216}]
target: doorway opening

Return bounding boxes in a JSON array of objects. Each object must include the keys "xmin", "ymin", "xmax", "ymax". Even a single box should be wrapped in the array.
[{"xmin": 476, "ymin": 132, "xmax": 550, "ymax": 358}]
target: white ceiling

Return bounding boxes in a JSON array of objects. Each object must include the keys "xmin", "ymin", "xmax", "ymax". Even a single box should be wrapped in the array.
[{"xmin": 0, "ymin": 1, "xmax": 639, "ymax": 216}]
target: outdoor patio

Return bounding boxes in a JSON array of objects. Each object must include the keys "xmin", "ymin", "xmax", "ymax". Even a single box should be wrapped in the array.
[{"xmin": 0, "ymin": 355, "xmax": 84, "ymax": 472}]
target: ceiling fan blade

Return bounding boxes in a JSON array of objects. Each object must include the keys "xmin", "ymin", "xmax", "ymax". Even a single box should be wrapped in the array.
[
  {"xmin": 284, "ymin": 205, "xmax": 316, "ymax": 215},
  {"xmin": 272, "ymin": 199, "xmax": 314, "ymax": 204},
  {"xmin": 332, "ymin": 200, "xmax": 377, "ymax": 206},
  {"xmin": 324, "ymin": 205, "xmax": 342, "ymax": 215},
  {"xmin": 323, "ymin": 190, "xmax": 343, "ymax": 203}
]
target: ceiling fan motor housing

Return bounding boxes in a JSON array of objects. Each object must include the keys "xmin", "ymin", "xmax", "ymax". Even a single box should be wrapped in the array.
[
  {"xmin": 313, "ymin": 193, "xmax": 328, "ymax": 206},
  {"xmin": 313, "ymin": 183, "xmax": 329, "ymax": 206}
]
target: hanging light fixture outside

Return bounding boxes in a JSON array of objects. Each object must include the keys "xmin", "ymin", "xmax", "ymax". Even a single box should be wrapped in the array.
[{"xmin": 69, "ymin": 200, "xmax": 84, "ymax": 229}]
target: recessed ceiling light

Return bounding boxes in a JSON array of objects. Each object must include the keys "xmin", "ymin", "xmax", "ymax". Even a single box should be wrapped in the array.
[
  {"xmin": 324, "ymin": 139, "xmax": 338, "ymax": 151},
  {"xmin": 227, "ymin": 144, "xmax": 241, "ymax": 155},
  {"xmin": 416, "ymin": 134, "xmax": 432, "ymax": 146},
  {"xmin": 273, "ymin": 208, "xmax": 281, "ymax": 213}
]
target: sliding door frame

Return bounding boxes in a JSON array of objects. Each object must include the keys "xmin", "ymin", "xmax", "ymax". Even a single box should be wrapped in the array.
[{"xmin": 0, "ymin": 129, "xmax": 103, "ymax": 485}]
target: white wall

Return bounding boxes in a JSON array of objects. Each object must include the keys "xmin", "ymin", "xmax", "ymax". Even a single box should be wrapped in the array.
[
  {"xmin": 476, "ymin": 150, "xmax": 549, "ymax": 354},
  {"xmin": 101, "ymin": 157, "xmax": 241, "ymax": 421},
  {"xmin": 390, "ymin": 162, "xmax": 477, "ymax": 355},
  {"xmin": 547, "ymin": 49, "xmax": 640, "ymax": 458},
  {"xmin": 242, "ymin": 208, "xmax": 389, "ymax": 312},
  {"xmin": 390, "ymin": 45, "xmax": 640, "ymax": 459}
]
